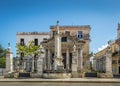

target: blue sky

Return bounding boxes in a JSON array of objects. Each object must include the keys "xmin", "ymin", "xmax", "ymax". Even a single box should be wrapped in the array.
[{"xmin": 0, "ymin": 0, "xmax": 120, "ymax": 56}]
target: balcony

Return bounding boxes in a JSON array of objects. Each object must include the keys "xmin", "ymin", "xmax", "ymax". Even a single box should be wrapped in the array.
[
  {"xmin": 116, "ymin": 38, "xmax": 120, "ymax": 46},
  {"xmin": 112, "ymin": 50, "xmax": 120, "ymax": 57}
]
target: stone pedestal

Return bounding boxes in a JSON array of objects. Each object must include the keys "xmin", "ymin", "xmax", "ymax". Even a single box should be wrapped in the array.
[
  {"xmin": 4, "ymin": 45, "xmax": 14, "ymax": 78},
  {"xmin": 6, "ymin": 48, "xmax": 13, "ymax": 73},
  {"xmin": 72, "ymin": 50, "xmax": 79, "ymax": 78},
  {"xmin": 37, "ymin": 47, "xmax": 45, "ymax": 77}
]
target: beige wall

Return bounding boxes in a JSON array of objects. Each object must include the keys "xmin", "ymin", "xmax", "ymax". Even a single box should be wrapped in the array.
[{"xmin": 50, "ymin": 26, "xmax": 91, "ymax": 54}]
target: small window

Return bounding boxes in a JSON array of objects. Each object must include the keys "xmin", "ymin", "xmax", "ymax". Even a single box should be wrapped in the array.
[
  {"xmin": 53, "ymin": 31, "xmax": 57, "ymax": 37},
  {"xmin": 20, "ymin": 52, "xmax": 24, "ymax": 60},
  {"xmin": 61, "ymin": 37, "xmax": 67, "ymax": 42},
  {"xmin": 77, "ymin": 31, "xmax": 83, "ymax": 39},
  {"xmin": 34, "ymin": 39, "xmax": 38, "ymax": 46},
  {"xmin": 20, "ymin": 38, "xmax": 24, "ymax": 46},
  {"xmin": 65, "ymin": 31, "xmax": 70, "ymax": 35}
]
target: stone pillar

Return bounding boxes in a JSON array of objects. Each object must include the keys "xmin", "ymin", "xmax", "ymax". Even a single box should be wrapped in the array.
[
  {"xmin": 106, "ymin": 53, "xmax": 112, "ymax": 73},
  {"xmin": 117, "ymin": 56, "xmax": 119, "ymax": 74},
  {"xmin": 48, "ymin": 49, "xmax": 51, "ymax": 70},
  {"xmin": 31, "ymin": 55, "xmax": 34, "ymax": 72},
  {"xmin": 16, "ymin": 57, "xmax": 19, "ymax": 71},
  {"xmin": 37, "ymin": 56, "xmax": 43, "ymax": 76},
  {"xmin": 93, "ymin": 58, "xmax": 96, "ymax": 71},
  {"xmin": 37, "ymin": 46, "xmax": 45, "ymax": 77},
  {"xmin": 23, "ymin": 60, "xmax": 26, "ymax": 71},
  {"xmin": 43, "ymin": 49, "xmax": 47, "ymax": 70},
  {"xmin": 26, "ymin": 59, "xmax": 30, "ymax": 72},
  {"xmin": 6, "ymin": 45, "xmax": 13, "ymax": 73},
  {"xmin": 66, "ymin": 49, "xmax": 69, "ymax": 70},
  {"xmin": 72, "ymin": 44, "xmax": 79, "ymax": 77},
  {"xmin": 100, "ymin": 48, "xmax": 113, "ymax": 78},
  {"xmin": 78, "ymin": 48, "xmax": 83, "ymax": 71},
  {"xmin": 79, "ymin": 49, "xmax": 83, "ymax": 70}
]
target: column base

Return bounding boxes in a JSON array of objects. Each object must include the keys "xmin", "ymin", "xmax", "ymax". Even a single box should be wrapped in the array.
[
  {"xmin": 57, "ymin": 65, "xmax": 64, "ymax": 71},
  {"xmin": 71, "ymin": 71, "xmax": 85, "ymax": 78},
  {"xmin": 97, "ymin": 72, "xmax": 113, "ymax": 78}
]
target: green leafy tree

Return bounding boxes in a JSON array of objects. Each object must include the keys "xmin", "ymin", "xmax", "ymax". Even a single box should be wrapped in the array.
[
  {"xmin": 0, "ymin": 44, "xmax": 6, "ymax": 68},
  {"xmin": 16, "ymin": 41, "xmax": 40, "ymax": 59}
]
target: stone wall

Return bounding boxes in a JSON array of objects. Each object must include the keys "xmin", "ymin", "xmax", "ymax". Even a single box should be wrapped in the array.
[{"xmin": 16, "ymin": 32, "xmax": 50, "ymax": 45}]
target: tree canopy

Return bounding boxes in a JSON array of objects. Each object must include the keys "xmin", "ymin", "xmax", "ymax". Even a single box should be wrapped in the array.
[
  {"xmin": 0, "ymin": 44, "xmax": 6, "ymax": 68},
  {"xmin": 16, "ymin": 41, "xmax": 40, "ymax": 58}
]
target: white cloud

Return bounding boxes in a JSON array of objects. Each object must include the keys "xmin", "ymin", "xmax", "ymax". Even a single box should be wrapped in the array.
[{"xmin": 98, "ymin": 44, "xmax": 108, "ymax": 51}]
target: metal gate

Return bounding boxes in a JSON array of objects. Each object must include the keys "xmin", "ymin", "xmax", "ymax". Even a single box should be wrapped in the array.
[
  {"xmin": 0, "ymin": 68, "xmax": 5, "ymax": 76},
  {"xmin": 85, "ymin": 72, "xmax": 97, "ymax": 77},
  {"xmin": 19, "ymin": 72, "xmax": 30, "ymax": 77}
]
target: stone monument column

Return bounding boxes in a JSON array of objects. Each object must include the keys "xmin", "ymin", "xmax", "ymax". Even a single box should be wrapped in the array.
[
  {"xmin": 54, "ymin": 21, "xmax": 64, "ymax": 70},
  {"xmin": 6, "ymin": 43, "xmax": 13, "ymax": 73}
]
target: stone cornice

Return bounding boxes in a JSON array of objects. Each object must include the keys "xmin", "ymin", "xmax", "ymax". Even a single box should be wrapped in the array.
[
  {"xmin": 50, "ymin": 25, "xmax": 91, "ymax": 29},
  {"xmin": 17, "ymin": 32, "xmax": 50, "ymax": 35}
]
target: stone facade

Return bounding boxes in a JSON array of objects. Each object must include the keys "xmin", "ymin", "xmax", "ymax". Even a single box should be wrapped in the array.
[
  {"xmin": 15, "ymin": 21, "xmax": 91, "ymax": 78},
  {"xmin": 93, "ymin": 24, "xmax": 120, "ymax": 76},
  {"xmin": 15, "ymin": 32, "xmax": 50, "ymax": 72}
]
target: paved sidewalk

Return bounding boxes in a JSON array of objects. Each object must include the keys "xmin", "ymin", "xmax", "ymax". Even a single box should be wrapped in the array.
[{"xmin": 0, "ymin": 78, "xmax": 120, "ymax": 83}]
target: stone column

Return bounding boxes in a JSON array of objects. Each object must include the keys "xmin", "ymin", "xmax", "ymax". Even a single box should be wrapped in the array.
[
  {"xmin": 48, "ymin": 49, "xmax": 51, "ymax": 70},
  {"xmin": 80, "ymin": 49, "xmax": 83, "ymax": 70},
  {"xmin": 106, "ymin": 53, "xmax": 112, "ymax": 73},
  {"xmin": 16, "ymin": 57, "xmax": 19, "ymax": 71},
  {"xmin": 37, "ymin": 47, "xmax": 45, "ymax": 77},
  {"xmin": 54, "ymin": 21, "xmax": 64, "ymax": 70},
  {"xmin": 93, "ymin": 58, "xmax": 96, "ymax": 71},
  {"xmin": 37, "ymin": 56, "xmax": 43, "ymax": 76},
  {"xmin": 72, "ymin": 44, "xmax": 79, "ymax": 77},
  {"xmin": 26, "ymin": 59, "xmax": 30, "ymax": 72},
  {"xmin": 78, "ymin": 48, "xmax": 83, "ymax": 71},
  {"xmin": 6, "ymin": 45, "xmax": 13, "ymax": 73},
  {"xmin": 23, "ymin": 59, "xmax": 26, "ymax": 71},
  {"xmin": 103, "ymin": 48, "xmax": 113, "ymax": 78},
  {"xmin": 66, "ymin": 48, "xmax": 69, "ymax": 70},
  {"xmin": 43, "ymin": 49, "xmax": 47, "ymax": 70},
  {"xmin": 117, "ymin": 56, "xmax": 119, "ymax": 74},
  {"xmin": 31, "ymin": 55, "xmax": 34, "ymax": 72}
]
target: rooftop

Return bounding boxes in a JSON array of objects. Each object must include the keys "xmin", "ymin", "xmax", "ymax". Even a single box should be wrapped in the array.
[
  {"xmin": 17, "ymin": 32, "xmax": 50, "ymax": 35},
  {"xmin": 50, "ymin": 25, "xmax": 91, "ymax": 29}
]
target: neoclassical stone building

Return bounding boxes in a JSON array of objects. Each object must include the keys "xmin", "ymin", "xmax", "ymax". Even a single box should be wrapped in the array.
[
  {"xmin": 16, "ymin": 32, "xmax": 50, "ymax": 72},
  {"xmin": 15, "ymin": 21, "xmax": 91, "ymax": 78},
  {"xmin": 42, "ymin": 22, "xmax": 91, "ymax": 72},
  {"xmin": 93, "ymin": 24, "xmax": 120, "ymax": 75}
]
